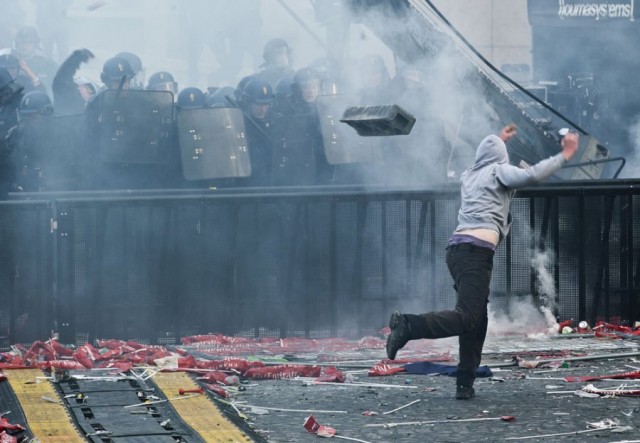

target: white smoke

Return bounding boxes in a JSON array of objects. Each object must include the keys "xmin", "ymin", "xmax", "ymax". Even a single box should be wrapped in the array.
[
  {"xmin": 487, "ymin": 296, "xmax": 558, "ymax": 337},
  {"xmin": 531, "ymin": 248, "xmax": 557, "ymax": 312}
]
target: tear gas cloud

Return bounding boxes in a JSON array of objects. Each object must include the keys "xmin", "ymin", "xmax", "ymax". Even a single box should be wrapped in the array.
[
  {"xmin": 4, "ymin": 0, "xmax": 565, "ymax": 339},
  {"xmin": 8, "ymin": 0, "xmax": 503, "ymax": 188}
]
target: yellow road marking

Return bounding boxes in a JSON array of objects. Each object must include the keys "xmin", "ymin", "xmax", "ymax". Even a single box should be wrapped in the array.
[
  {"xmin": 6, "ymin": 369, "xmax": 85, "ymax": 443},
  {"xmin": 153, "ymin": 371, "xmax": 253, "ymax": 443}
]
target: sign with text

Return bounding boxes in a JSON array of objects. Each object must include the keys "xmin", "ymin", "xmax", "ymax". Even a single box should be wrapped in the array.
[{"xmin": 528, "ymin": 0, "xmax": 638, "ymax": 25}]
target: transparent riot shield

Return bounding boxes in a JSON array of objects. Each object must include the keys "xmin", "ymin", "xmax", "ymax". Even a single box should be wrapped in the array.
[
  {"xmin": 15, "ymin": 114, "xmax": 88, "ymax": 191},
  {"xmin": 316, "ymin": 94, "xmax": 385, "ymax": 165},
  {"xmin": 97, "ymin": 89, "xmax": 174, "ymax": 164},
  {"xmin": 176, "ymin": 107, "xmax": 251, "ymax": 181}
]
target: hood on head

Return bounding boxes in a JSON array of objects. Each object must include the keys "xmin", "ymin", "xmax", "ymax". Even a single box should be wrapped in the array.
[{"xmin": 474, "ymin": 134, "xmax": 509, "ymax": 167}]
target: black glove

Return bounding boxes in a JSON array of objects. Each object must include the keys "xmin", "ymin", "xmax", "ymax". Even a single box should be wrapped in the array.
[{"xmin": 73, "ymin": 48, "xmax": 95, "ymax": 63}]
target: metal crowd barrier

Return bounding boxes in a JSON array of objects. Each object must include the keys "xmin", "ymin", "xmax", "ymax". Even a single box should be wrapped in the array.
[{"xmin": 1, "ymin": 181, "xmax": 639, "ymax": 348}]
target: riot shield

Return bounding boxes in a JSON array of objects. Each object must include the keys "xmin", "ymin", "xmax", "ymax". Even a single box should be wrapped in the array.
[
  {"xmin": 176, "ymin": 107, "xmax": 251, "ymax": 181},
  {"xmin": 316, "ymin": 94, "xmax": 385, "ymax": 165},
  {"xmin": 97, "ymin": 89, "xmax": 174, "ymax": 164},
  {"xmin": 15, "ymin": 114, "xmax": 89, "ymax": 191}
]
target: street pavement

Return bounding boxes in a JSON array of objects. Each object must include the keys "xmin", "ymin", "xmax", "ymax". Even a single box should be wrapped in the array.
[{"xmin": 229, "ymin": 335, "xmax": 640, "ymax": 443}]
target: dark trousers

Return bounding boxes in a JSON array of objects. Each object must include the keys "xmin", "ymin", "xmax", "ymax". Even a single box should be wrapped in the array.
[{"xmin": 406, "ymin": 243, "xmax": 494, "ymax": 387}]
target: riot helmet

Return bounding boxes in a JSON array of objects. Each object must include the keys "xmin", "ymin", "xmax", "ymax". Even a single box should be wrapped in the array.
[
  {"xmin": 176, "ymin": 87, "xmax": 205, "ymax": 109},
  {"xmin": 241, "ymin": 78, "xmax": 275, "ymax": 105},
  {"xmin": 234, "ymin": 75, "xmax": 257, "ymax": 101},
  {"xmin": 146, "ymin": 71, "xmax": 178, "ymax": 94},
  {"xmin": 241, "ymin": 78, "xmax": 274, "ymax": 119},
  {"xmin": 100, "ymin": 56, "xmax": 134, "ymax": 88},
  {"xmin": 115, "ymin": 51, "xmax": 144, "ymax": 88},
  {"xmin": 19, "ymin": 90, "xmax": 53, "ymax": 118}
]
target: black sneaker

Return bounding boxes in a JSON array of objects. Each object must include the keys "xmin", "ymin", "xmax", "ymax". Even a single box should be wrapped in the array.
[
  {"xmin": 455, "ymin": 386, "xmax": 475, "ymax": 400},
  {"xmin": 386, "ymin": 311, "xmax": 411, "ymax": 360}
]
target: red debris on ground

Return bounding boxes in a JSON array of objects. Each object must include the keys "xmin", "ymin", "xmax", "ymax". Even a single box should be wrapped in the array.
[
  {"xmin": 564, "ymin": 370, "xmax": 640, "ymax": 383},
  {"xmin": 594, "ymin": 321, "xmax": 640, "ymax": 339}
]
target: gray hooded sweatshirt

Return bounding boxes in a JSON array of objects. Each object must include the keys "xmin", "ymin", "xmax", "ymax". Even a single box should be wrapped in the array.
[{"xmin": 455, "ymin": 134, "xmax": 566, "ymax": 243}]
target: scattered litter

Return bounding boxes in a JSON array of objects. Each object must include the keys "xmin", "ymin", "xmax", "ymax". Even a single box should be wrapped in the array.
[
  {"xmin": 575, "ymin": 390, "xmax": 602, "ymax": 398},
  {"xmin": 382, "ymin": 399, "xmax": 420, "ymax": 415},
  {"xmin": 514, "ymin": 351, "xmax": 640, "ymax": 369},
  {"xmin": 505, "ymin": 417, "xmax": 620, "ymax": 440},
  {"xmin": 564, "ymin": 370, "xmax": 640, "ymax": 383},
  {"xmin": 300, "ymin": 379, "xmax": 417, "ymax": 389},
  {"xmin": 242, "ymin": 404, "xmax": 347, "ymax": 414},
  {"xmin": 40, "ymin": 395, "xmax": 62, "ymax": 404},
  {"xmin": 86, "ymin": 430, "xmax": 112, "ymax": 437},
  {"xmin": 582, "ymin": 383, "xmax": 640, "ymax": 397},
  {"xmin": 610, "ymin": 426, "xmax": 635, "ymax": 434},
  {"xmin": 365, "ymin": 415, "xmax": 516, "ymax": 428},
  {"xmin": 123, "ymin": 393, "xmax": 199, "ymax": 408},
  {"xmin": 178, "ymin": 387, "xmax": 204, "ymax": 395},
  {"xmin": 304, "ymin": 415, "xmax": 372, "ymax": 442}
]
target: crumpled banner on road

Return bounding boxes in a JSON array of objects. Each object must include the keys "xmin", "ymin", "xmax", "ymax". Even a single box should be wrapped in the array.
[
  {"xmin": 244, "ymin": 364, "xmax": 322, "ymax": 380},
  {"xmin": 582, "ymin": 384, "xmax": 640, "ymax": 397},
  {"xmin": 368, "ymin": 361, "xmax": 493, "ymax": 377},
  {"xmin": 2, "ymin": 337, "xmax": 354, "ymax": 387},
  {"xmin": 180, "ymin": 334, "xmax": 386, "ymax": 355},
  {"xmin": 594, "ymin": 321, "xmax": 640, "ymax": 339},
  {"xmin": 0, "ymin": 418, "xmax": 25, "ymax": 434},
  {"xmin": 565, "ymin": 370, "xmax": 640, "ymax": 383}
]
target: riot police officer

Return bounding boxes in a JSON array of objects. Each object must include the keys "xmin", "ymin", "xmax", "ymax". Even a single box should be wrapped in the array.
[
  {"xmin": 8, "ymin": 91, "xmax": 54, "ymax": 191},
  {"xmin": 85, "ymin": 56, "xmax": 134, "ymax": 130},
  {"xmin": 254, "ymin": 39, "xmax": 295, "ymax": 89},
  {"xmin": 0, "ymin": 67, "xmax": 24, "ymax": 196},
  {"xmin": 238, "ymin": 77, "xmax": 275, "ymax": 186},
  {"xmin": 272, "ymin": 67, "xmax": 330, "ymax": 185},
  {"xmin": 12, "ymin": 26, "xmax": 58, "ymax": 94}
]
